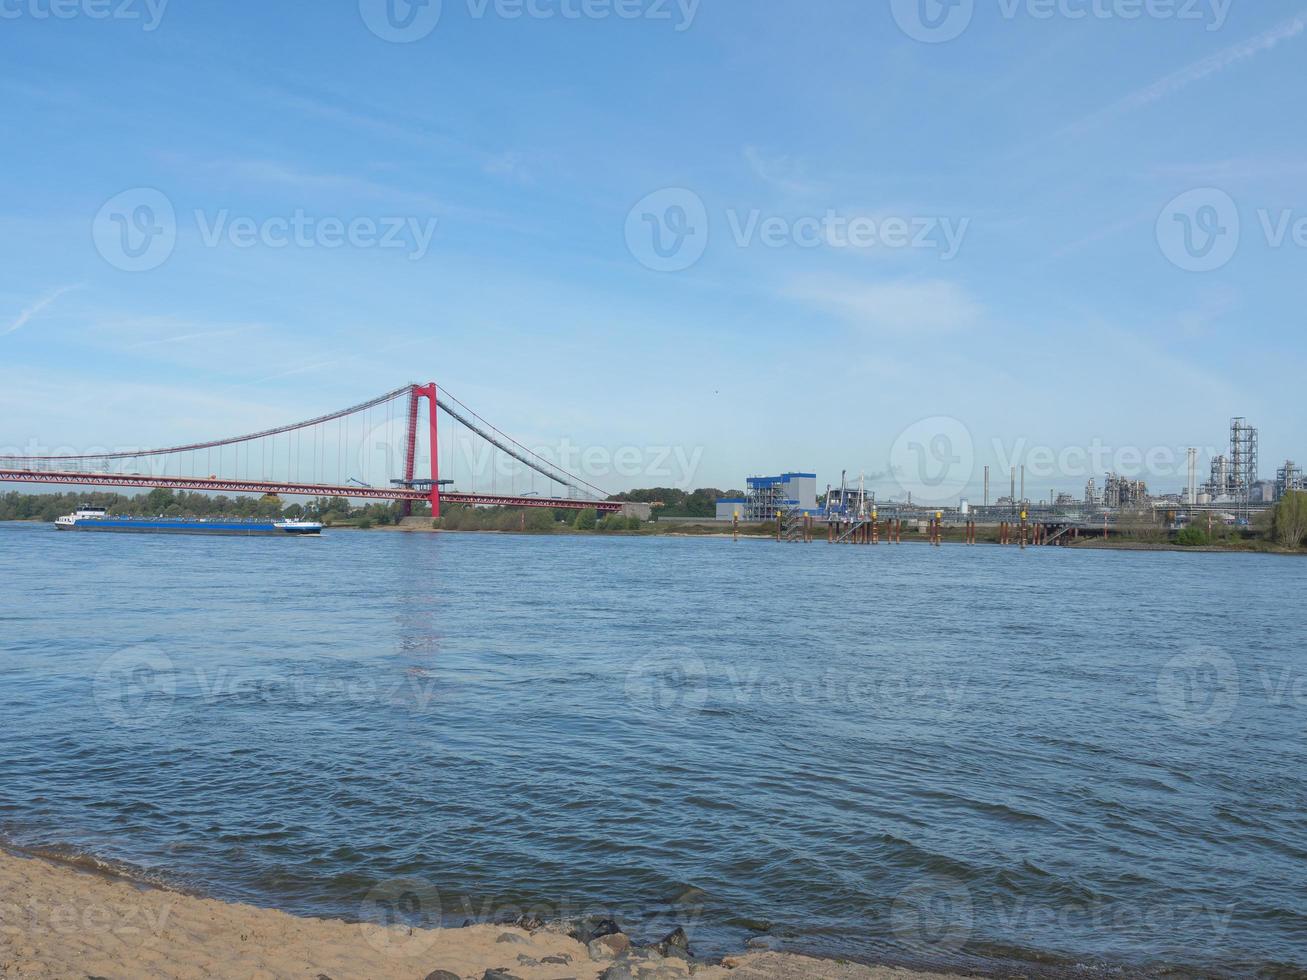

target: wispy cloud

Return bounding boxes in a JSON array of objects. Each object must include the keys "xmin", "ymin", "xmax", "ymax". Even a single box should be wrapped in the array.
[
  {"xmin": 1062, "ymin": 12, "xmax": 1307, "ymax": 137},
  {"xmin": 743, "ymin": 145, "xmax": 824, "ymax": 196},
  {"xmin": 483, "ymin": 150, "xmax": 535, "ymax": 185},
  {"xmin": 3, "ymin": 283, "xmax": 83, "ymax": 337},
  {"xmin": 209, "ymin": 158, "xmax": 449, "ymax": 213},
  {"xmin": 785, "ymin": 277, "xmax": 982, "ymax": 335},
  {"xmin": 125, "ymin": 325, "xmax": 261, "ymax": 349}
]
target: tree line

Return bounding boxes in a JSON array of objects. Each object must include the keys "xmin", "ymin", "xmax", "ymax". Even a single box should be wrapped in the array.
[
  {"xmin": 606, "ymin": 487, "xmax": 742, "ymax": 517},
  {"xmin": 0, "ymin": 489, "xmax": 410, "ymax": 526}
]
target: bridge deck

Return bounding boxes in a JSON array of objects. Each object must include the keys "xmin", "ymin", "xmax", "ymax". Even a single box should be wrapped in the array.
[{"xmin": 0, "ymin": 469, "xmax": 621, "ymax": 513}]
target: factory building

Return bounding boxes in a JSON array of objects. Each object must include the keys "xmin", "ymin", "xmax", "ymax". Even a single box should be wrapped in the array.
[
  {"xmin": 1103, "ymin": 473, "xmax": 1148, "ymax": 508},
  {"xmin": 716, "ymin": 472, "xmax": 819, "ymax": 521},
  {"xmin": 1276, "ymin": 461, "xmax": 1304, "ymax": 500}
]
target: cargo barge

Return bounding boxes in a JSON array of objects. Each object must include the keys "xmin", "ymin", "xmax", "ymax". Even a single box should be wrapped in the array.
[{"xmin": 54, "ymin": 508, "xmax": 322, "ymax": 536}]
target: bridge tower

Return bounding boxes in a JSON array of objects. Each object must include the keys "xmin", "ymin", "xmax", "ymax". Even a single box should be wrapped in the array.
[{"xmin": 401, "ymin": 382, "xmax": 441, "ymax": 518}]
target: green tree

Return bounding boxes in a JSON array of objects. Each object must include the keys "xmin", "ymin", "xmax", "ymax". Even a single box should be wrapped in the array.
[
  {"xmin": 144, "ymin": 488, "xmax": 175, "ymax": 514},
  {"xmin": 1272, "ymin": 491, "xmax": 1307, "ymax": 548},
  {"xmin": 573, "ymin": 508, "xmax": 597, "ymax": 531},
  {"xmin": 524, "ymin": 509, "xmax": 555, "ymax": 533}
]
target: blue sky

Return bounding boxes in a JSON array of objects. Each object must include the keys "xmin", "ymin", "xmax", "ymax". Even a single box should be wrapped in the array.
[{"xmin": 3, "ymin": 1, "xmax": 1306, "ymax": 501}]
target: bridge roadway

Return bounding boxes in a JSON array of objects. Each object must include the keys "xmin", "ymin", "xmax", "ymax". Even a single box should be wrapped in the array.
[{"xmin": 0, "ymin": 468, "xmax": 623, "ymax": 513}]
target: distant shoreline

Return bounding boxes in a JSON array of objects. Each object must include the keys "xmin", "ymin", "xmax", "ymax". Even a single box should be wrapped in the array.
[{"xmin": 7, "ymin": 515, "xmax": 1304, "ymax": 554}]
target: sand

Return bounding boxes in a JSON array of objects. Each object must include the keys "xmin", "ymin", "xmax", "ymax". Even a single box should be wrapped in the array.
[{"xmin": 0, "ymin": 850, "xmax": 966, "ymax": 980}]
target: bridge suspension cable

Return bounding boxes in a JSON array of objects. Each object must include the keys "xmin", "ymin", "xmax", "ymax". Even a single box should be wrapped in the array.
[
  {"xmin": 0, "ymin": 385, "xmax": 414, "ymax": 464},
  {"xmin": 434, "ymin": 388, "xmax": 606, "ymax": 500},
  {"xmin": 0, "ymin": 382, "xmax": 616, "ymax": 512}
]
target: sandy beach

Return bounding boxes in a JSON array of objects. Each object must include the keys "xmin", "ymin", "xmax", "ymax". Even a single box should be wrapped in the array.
[{"xmin": 0, "ymin": 850, "xmax": 964, "ymax": 980}]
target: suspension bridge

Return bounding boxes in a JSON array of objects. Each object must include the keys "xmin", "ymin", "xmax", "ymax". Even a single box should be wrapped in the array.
[{"xmin": 0, "ymin": 382, "xmax": 625, "ymax": 516}]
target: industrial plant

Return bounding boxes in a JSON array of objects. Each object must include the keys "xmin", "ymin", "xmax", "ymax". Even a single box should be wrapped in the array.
[{"xmin": 715, "ymin": 417, "xmax": 1303, "ymax": 538}]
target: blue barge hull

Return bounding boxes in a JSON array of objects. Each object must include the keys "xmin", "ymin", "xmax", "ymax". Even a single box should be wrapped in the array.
[{"xmin": 55, "ymin": 517, "xmax": 321, "ymax": 535}]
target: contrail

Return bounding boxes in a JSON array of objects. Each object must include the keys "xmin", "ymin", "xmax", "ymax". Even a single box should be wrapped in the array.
[
  {"xmin": 1062, "ymin": 11, "xmax": 1307, "ymax": 137},
  {"xmin": 3, "ymin": 283, "xmax": 84, "ymax": 336}
]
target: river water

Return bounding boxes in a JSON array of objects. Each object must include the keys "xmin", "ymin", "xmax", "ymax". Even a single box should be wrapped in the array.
[{"xmin": 1, "ymin": 522, "xmax": 1304, "ymax": 976}]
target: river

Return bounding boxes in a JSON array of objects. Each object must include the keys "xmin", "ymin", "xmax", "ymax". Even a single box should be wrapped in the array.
[{"xmin": 1, "ymin": 522, "xmax": 1303, "ymax": 976}]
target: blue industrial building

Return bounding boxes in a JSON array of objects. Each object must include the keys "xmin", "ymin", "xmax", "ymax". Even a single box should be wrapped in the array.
[{"xmin": 716, "ymin": 473, "xmax": 820, "ymax": 521}]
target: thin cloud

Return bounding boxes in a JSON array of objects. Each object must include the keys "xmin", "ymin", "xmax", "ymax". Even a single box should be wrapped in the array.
[
  {"xmin": 785, "ymin": 277, "xmax": 982, "ymax": 335},
  {"xmin": 1062, "ymin": 11, "xmax": 1307, "ymax": 137},
  {"xmin": 743, "ymin": 145, "xmax": 824, "ymax": 196},
  {"xmin": 3, "ymin": 283, "xmax": 83, "ymax": 336},
  {"xmin": 125, "ymin": 325, "xmax": 261, "ymax": 349}
]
